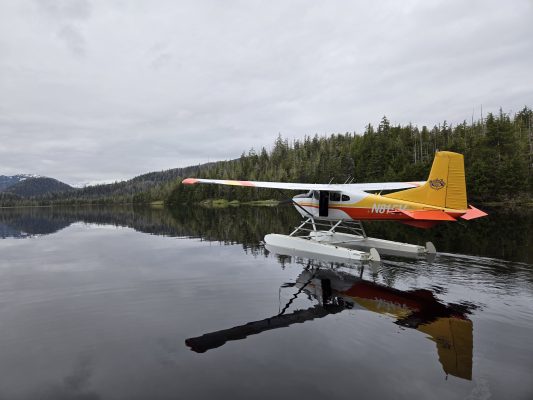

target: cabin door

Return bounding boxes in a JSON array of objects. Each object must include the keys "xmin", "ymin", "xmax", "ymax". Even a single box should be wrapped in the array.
[{"xmin": 319, "ymin": 191, "xmax": 329, "ymax": 217}]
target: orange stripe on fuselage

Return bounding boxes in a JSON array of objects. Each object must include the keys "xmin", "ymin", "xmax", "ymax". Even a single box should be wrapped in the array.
[{"xmin": 296, "ymin": 203, "xmax": 464, "ymax": 221}]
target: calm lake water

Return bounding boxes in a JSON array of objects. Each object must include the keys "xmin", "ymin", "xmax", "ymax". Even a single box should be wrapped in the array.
[{"xmin": 0, "ymin": 205, "xmax": 532, "ymax": 399}]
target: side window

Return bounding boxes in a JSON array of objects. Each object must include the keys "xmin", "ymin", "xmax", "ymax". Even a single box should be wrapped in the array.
[
  {"xmin": 329, "ymin": 192, "xmax": 341, "ymax": 202},
  {"xmin": 294, "ymin": 192, "xmax": 312, "ymax": 199},
  {"xmin": 342, "ymin": 194, "xmax": 351, "ymax": 202},
  {"xmin": 313, "ymin": 191, "xmax": 320, "ymax": 200}
]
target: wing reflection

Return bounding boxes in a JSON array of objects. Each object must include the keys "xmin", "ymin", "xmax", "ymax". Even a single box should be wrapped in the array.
[
  {"xmin": 185, "ymin": 304, "xmax": 345, "ymax": 354},
  {"xmin": 185, "ymin": 263, "xmax": 473, "ymax": 381}
]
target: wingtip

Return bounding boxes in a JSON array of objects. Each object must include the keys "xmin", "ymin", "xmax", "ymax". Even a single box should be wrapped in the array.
[{"xmin": 182, "ymin": 178, "xmax": 198, "ymax": 185}]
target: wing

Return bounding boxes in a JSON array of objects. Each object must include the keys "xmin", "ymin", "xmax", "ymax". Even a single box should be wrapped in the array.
[
  {"xmin": 344, "ymin": 181, "xmax": 425, "ymax": 191},
  {"xmin": 182, "ymin": 178, "xmax": 424, "ymax": 192}
]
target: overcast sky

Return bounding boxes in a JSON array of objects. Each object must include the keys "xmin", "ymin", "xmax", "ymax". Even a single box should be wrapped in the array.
[{"xmin": 1, "ymin": 0, "xmax": 532, "ymax": 185}]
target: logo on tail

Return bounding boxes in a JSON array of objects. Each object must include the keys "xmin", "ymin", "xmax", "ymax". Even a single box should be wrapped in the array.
[{"xmin": 429, "ymin": 178, "xmax": 446, "ymax": 190}]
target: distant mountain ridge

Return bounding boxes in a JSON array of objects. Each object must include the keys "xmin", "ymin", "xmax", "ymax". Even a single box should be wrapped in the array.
[
  {"xmin": 0, "ymin": 162, "xmax": 213, "ymax": 204},
  {"xmin": 0, "ymin": 174, "xmax": 42, "ymax": 191},
  {"xmin": 3, "ymin": 177, "xmax": 74, "ymax": 197}
]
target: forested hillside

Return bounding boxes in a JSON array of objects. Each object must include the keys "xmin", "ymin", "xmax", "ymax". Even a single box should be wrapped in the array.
[
  {"xmin": 2, "ymin": 107, "xmax": 532, "ymax": 207},
  {"xmin": 0, "ymin": 175, "xmax": 34, "ymax": 191},
  {"xmin": 168, "ymin": 107, "xmax": 533, "ymax": 204},
  {"xmin": 4, "ymin": 177, "xmax": 73, "ymax": 197},
  {"xmin": 0, "ymin": 164, "xmax": 209, "ymax": 207}
]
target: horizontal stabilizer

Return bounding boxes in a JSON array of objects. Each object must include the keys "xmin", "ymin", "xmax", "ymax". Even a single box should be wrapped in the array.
[
  {"xmin": 460, "ymin": 206, "xmax": 488, "ymax": 220},
  {"xmin": 397, "ymin": 209, "xmax": 457, "ymax": 221}
]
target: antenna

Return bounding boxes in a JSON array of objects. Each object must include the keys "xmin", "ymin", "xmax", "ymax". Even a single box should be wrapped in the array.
[
  {"xmin": 480, "ymin": 104, "xmax": 485, "ymax": 135},
  {"xmin": 343, "ymin": 175, "xmax": 352, "ymax": 184},
  {"xmin": 328, "ymin": 177, "xmax": 334, "ymax": 184}
]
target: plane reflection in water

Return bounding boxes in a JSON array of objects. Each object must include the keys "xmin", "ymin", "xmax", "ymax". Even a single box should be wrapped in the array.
[{"xmin": 186, "ymin": 248, "xmax": 474, "ymax": 381}]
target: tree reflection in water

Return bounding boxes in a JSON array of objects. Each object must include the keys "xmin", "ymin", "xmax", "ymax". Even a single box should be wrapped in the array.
[{"xmin": 0, "ymin": 204, "xmax": 530, "ymax": 262}]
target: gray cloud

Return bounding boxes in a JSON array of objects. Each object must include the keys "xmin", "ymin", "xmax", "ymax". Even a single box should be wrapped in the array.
[
  {"xmin": 28, "ymin": 353, "xmax": 100, "ymax": 400},
  {"xmin": 0, "ymin": 0, "xmax": 532, "ymax": 185},
  {"xmin": 34, "ymin": 0, "xmax": 91, "ymax": 56},
  {"xmin": 57, "ymin": 24, "xmax": 86, "ymax": 56},
  {"xmin": 36, "ymin": 0, "xmax": 92, "ymax": 21}
]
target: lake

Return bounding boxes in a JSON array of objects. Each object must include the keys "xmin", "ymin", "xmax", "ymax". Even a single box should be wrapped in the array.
[{"xmin": 0, "ymin": 205, "xmax": 532, "ymax": 399}]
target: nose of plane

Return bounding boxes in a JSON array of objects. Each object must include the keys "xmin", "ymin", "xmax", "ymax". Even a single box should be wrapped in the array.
[{"xmin": 292, "ymin": 196, "xmax": 306, "ymax": 205}]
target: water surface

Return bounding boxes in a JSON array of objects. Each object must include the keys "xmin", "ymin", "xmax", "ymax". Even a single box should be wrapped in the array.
[{"xmin": 0, "ymin": 205, "xmax": 531, "ymax": 399}]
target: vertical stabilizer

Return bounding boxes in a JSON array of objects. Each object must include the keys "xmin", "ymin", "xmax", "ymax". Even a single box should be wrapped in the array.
[{"xmin": 384, "ymin": 151, "xmax": 467, "ymax": 210}]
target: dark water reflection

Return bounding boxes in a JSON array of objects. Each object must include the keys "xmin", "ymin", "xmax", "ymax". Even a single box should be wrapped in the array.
[
  {"xmin": 1, "ymin": 204, "xmax": 532, "ymax": 262},
  {"xmin": 0, "ymin": 205, "xmax": 532, "ymax": 399}
]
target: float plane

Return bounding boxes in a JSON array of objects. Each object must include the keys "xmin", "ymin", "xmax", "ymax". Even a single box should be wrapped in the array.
[{"xmin": 183, "ymin": 151, "xmax": 487, "ymax": 261}]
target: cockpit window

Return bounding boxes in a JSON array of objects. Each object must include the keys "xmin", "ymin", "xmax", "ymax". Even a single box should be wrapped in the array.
[
  {"xmin": 313, "ymin": 191, "xmax": 320, "ymax": 200},
  {"xmin": 342, "ymin": 194, "xmax": 350, "ymax": 201}
]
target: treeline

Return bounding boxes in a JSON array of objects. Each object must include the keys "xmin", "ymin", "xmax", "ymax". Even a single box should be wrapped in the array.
[
  {"xmin": 168, "ymin": 107, "xmax": 533, "ymax": 204},
  {"xmin": 2, "ymin": 106, "xmax": 532, "ymax": 207}
]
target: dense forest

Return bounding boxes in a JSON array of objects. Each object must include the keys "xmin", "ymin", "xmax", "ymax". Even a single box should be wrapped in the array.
[{"xmin": 1, "ymin": 106, "xmax": 532, "ymax": 207}]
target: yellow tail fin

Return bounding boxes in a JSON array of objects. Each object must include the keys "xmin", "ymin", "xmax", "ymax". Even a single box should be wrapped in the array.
[{"xmin": 385, "ymin": 151, "xmax": 467, "ymax": 210}]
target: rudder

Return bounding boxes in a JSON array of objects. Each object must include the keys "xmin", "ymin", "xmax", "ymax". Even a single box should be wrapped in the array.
[{"xmin": 384, "ymin": 151, "xmax": 467, "ymax": 210}]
